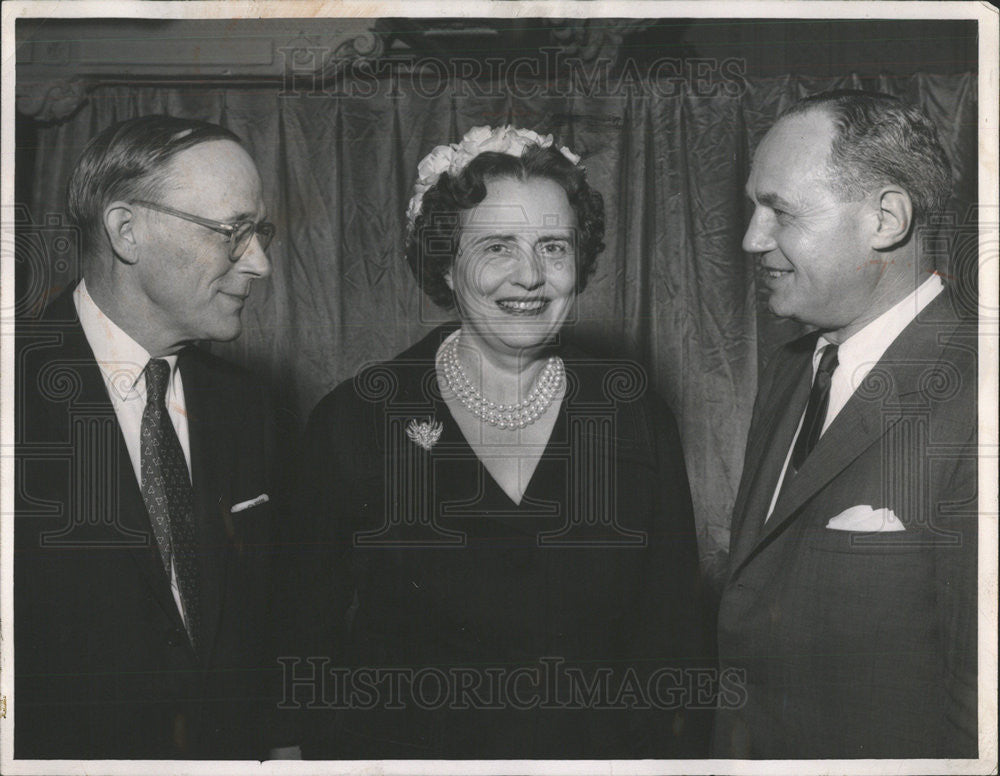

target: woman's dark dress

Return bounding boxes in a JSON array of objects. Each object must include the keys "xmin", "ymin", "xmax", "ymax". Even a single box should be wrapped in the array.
[{"xmin": 290, "ymin": 326, "xmax": 709, "ymax": 758}]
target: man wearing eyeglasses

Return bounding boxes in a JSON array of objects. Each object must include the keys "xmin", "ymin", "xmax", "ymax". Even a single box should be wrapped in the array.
[{"xmin": 14, "ymin": 115, "xmax": 284, "ymax": 759}]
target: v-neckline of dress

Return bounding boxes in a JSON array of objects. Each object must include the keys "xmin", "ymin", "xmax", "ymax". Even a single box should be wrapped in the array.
[{"xmin": 433, "ymin": 379, "xmax": 567, "ymax": 510}]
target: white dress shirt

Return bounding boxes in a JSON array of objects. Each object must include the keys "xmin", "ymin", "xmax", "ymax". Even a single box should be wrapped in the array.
[
  {"xmin": 74, "ymin": 279, "xmax": 191, "ymax": 625},
  {"xmin": 765, "ymin": 274, "xmax": 945, "ymax": 521}
]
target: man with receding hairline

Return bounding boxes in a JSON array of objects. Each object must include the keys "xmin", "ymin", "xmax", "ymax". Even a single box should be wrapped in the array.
[
  {"xmin": 715, "ymin": 91, "xmax": 977, "ymax": 758},
  {"xmin": 15, "ymin": 115, "xmax": 282, "ymax": 758}
]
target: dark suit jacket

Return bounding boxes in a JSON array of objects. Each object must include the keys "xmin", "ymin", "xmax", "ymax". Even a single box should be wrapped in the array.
[
  {"xmin": 714, "ymin": 288, "xmax": 978, "ymax": 758},
  {"xmin": 14, "ymin": 287, "xmax": 279, "ymax": 759}
]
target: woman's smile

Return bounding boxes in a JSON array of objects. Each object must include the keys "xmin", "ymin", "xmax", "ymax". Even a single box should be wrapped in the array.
[{"xmin": 495, "ymin": 296, "xmax": 550, "ymax": 314}]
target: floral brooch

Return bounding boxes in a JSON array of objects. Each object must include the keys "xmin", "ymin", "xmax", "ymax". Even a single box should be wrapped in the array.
[{"xmin": 406, "ymin": 418, "xmax": 444, "ymax": 451}]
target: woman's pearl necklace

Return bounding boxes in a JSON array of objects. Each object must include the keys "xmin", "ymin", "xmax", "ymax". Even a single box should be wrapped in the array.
[{"xmin": 439, "ymin": 333, "xmax": 564, "ymax": 430}]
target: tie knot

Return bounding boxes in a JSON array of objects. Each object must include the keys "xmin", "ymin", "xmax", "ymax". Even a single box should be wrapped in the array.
[
  {"xmin": 145, "ymin": 358, "xmax": 171, "ymax": 407},
  {"xmin": 817, "ymin": 344, "xmax": 839, "ymax": 377}
]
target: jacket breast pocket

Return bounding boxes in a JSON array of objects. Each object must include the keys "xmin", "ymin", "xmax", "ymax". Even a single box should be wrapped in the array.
[
  {"xmin": 221, "ymin": 495, "xmax": 273, "ymax": 554},
  {"xmin": 801, "ymin": 527, "xmax": 933, "ymax": 620},
  {"xmin": 806, "ymin": 526, "xmax": 929, "ymax": 556}
]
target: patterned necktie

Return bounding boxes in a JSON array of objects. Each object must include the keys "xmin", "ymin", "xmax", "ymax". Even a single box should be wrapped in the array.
[
  {"xmin": 789, "ymin": 343, "xmax": 839, "ymax": 473},
  {"xmin": 140, "ymin": 358, "xmax": 201, "ymax": 653}
]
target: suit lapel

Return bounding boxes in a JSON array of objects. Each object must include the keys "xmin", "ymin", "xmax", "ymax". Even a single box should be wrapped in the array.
[
  {"xmin": 757, "ymin": 378, "xmax": 901, "ymax": 545},
  {"xmin": 748, "ymin": 289, "xmax": 963, "ymax": 554},
  {"xmin": 42, "ymin": 290, "xmax": 188, "ymax": 630},
  {"xmin": 178, "ymin": 348, "xmax": 231, "ymax": 664},
  {"xmin": 728, "ymin": 343, "xmax": 814, "ymax": 571}
]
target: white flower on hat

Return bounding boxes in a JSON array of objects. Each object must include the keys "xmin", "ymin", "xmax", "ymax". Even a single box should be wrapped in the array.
[
  {"xmin": 417, "ymin": 144, "xmax": 454, "ymax": 180},
  {"xmin": 405, "ymin": 125, "xmax": 582, "ymax": 233},
  {"xmin": 459, "ymin": 125, "xmax": 494, "ymax": 146},
  {"xmin": 559, "ymin": 146, "xmax": 581, "ymax": 166}
]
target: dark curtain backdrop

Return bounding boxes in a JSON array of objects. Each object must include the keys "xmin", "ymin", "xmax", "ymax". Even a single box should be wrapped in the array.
[{"xmin": 23, "ymin": 72, "xmax": 978, "ymax": 583}]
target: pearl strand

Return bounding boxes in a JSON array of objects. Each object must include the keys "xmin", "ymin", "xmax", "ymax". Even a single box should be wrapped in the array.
[{"xmin": 439, "ymin": 334, "xmax": 564, "ymax": 430}]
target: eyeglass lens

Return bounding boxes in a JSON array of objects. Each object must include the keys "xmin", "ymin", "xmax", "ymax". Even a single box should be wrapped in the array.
[{"xmin": 232, "ymin": 222, "xmax": 275, "ymax": 257}]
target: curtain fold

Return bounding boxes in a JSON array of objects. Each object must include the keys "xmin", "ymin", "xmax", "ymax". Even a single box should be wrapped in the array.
[{"xmin": 24, "ymin": 72, "xmax": 977, "ymax": 581}]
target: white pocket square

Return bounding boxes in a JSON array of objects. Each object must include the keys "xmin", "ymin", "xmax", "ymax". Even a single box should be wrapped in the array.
[
  {"xmin": 826, "ymin": 504, "xmax": 905, "ymax": 532},
  {"xmin": 230, "ymin": 493, "xmax": 269, "ymax": 514}
]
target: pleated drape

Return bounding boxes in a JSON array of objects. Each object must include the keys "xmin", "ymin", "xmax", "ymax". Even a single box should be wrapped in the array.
[{"xmin": 24, "ymin": 71, "xmax": 977, "ymax": 580}]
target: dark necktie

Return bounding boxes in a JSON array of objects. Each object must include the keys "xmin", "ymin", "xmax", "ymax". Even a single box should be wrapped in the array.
[
  {"xmin": 140, "ymin": 358, "xmax": 201, "ymax": 652},
  {"xmin": 789, "ymin": 343, "xmax": 839, "ymax": 473}
]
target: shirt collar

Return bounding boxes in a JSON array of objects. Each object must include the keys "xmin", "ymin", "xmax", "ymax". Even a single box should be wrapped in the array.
[
  {"xmin": 73, "ymin": 279, "xmax": 178, "ymax": 400},
  {"xmin": 816, "ymin": 274, "xmax": 945, "ymax": 376}
]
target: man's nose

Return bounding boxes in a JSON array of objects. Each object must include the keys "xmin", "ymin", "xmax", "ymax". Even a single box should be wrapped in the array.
[
  {"xmin": 237, "ymin": 234, "xmax": 272, "ymax": 278},
  {"xmin": 742, "ymin": 208, "xmax": 777, "ymax": 255}
]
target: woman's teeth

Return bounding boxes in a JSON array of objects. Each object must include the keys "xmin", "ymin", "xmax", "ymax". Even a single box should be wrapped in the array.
[{"xmin": 498, "ymin": 299, "xmax": 547, "ymax": 312}]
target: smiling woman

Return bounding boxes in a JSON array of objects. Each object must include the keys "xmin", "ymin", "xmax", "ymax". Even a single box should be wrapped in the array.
[
  {"xmin": 449, "ymin": 177, "xmax": 578, "ymax": 363},
  {"xmin": 286, "ymin": 126, "xmax": 710, "ymax": 759}
]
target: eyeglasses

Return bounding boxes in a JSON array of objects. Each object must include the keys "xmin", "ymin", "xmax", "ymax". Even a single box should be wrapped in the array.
[{"xmin": 132, "ymin": 200, "xmax": 276, "ymax": 260}]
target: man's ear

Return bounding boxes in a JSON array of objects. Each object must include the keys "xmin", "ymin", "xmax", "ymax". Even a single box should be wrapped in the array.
[
  {"xmin": 103, "ymin": 202, "xmax": 140, "ymax": 265},
  {"xmin": 443, "ymin": 267, "xmax": 454, "ymax": 291},
  {"xmin": 870, "ymin": 187, "xmax": 913, "ymax": 250}
]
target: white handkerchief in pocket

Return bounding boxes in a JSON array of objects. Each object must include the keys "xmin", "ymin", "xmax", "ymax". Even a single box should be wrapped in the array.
[
  {"xmin": 230, "ymin": 493, "xmax": 269, "ymax": 514},
  {"xmin": 826, "ymin": 504, "xmax": 905, "ymax": 532}
]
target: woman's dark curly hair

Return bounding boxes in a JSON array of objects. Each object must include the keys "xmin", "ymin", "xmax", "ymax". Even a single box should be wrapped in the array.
[{"xmin": 405, "ymin": 143, "xmax": 605, "ymax": 309}]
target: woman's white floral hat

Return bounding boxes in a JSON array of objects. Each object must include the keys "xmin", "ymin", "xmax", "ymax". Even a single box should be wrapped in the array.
[{"xmin": 406, "ymin": 125, "xmax": 582, "ymax": 232}]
